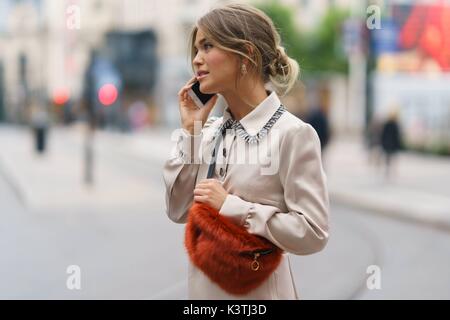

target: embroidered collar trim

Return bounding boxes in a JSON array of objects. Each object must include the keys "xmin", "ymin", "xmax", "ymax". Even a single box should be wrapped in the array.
[{"xmin": 216, "ymin": 104, "xmax": 286, "ymax": 144}]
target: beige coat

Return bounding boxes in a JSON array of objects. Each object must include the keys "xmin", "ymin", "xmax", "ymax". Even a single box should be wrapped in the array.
[{"xmin": 163, "ymin": 91, "xmax": 330, "ymax": 299}]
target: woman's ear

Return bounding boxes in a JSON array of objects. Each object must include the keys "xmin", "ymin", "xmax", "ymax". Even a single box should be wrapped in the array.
[
  {"xmin": 245, "ymin": 44, "xmax": 254, "ymax": 58},
  {"xmin": 244, "ymin": 44, "xmax": 255, "ymax": 62}
]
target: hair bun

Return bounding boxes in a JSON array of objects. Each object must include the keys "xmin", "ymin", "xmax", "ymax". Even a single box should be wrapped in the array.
[
  {"xmin": 272, "ymin": 47, "xmax": 288, "ymax": 76},
  {"xmin": 267, "ymin": 44, "xmax": 300, "ymax": 96}
]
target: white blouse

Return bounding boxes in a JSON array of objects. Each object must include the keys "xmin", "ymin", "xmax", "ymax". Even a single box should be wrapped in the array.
[{"xmin": 163, "ymin": 91, "xmax": 330, "ymax": 299}]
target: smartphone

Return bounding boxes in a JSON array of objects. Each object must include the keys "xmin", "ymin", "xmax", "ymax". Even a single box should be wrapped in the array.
[{"xmin": 188, "ymin": 81, "xmax": 216, "ymax": 108}]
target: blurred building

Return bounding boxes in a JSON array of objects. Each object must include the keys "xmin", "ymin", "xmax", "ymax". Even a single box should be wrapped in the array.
[
  {"xmin": 0, "ymin": 0, "xmax": 220, "ymax": 126},
  {"xmin": 0, "ymin": 0, "xmax": 347, "ymax": 124},
  {"xmin": 0, "ymin": 0, "xmax": 358, "ymax": 128},
  {"xmin": 0, "ymin": 0, "xmax": 45, "ymax": 123},
  {"xmin": 5, "ymin": 0, "xmax": 445, "ymax": 151}
]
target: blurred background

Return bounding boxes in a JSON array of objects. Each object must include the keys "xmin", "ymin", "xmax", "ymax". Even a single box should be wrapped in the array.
[{"xmin": 0, "ymin": 0, "xmax": 449, "ymax": 299}]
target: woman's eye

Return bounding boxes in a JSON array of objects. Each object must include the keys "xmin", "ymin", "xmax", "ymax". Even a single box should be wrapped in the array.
[{"xmin": 194, "ymin": 43, "xmax": 212, "ymax": 55}]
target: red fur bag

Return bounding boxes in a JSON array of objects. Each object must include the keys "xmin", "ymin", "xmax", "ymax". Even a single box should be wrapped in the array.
[{"xmin": 185, "ymin": 202, "xmax": 283, "ymax": 295}]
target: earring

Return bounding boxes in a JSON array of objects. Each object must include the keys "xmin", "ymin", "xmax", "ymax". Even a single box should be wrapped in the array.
[{"xmin": 241, "ymin": 64, "xmax": 247, "ymax": 76}]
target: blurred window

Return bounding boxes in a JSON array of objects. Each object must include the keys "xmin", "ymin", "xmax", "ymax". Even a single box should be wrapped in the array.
[
  {"xmin": 300, "ymin": 0, "xmax": 310, "ymax": 8},
  {"xmin": 94, "ymin": 0, "xmax": 102, "ymax": 11}
]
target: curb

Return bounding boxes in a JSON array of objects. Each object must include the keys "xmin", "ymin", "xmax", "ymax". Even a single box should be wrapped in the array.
[
  {"xmin": 330, "ymin": 189, "xmax": 450, "ymax": 233},
  {"xmin": 0, "ymin": 155, "xmax": 27, "ymax": 208}
]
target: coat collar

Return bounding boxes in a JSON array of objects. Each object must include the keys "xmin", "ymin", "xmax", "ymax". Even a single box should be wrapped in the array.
[{"xmin": 219, "ymin": 91, "xmax": 285, "ymax": 143}]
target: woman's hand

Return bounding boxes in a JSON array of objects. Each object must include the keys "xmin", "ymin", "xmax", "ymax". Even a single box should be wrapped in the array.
[
  {"xmin": 194, "ymin": 179, "xmax": 228, "ymax": 211},
  {"xmin": 177, "ymin": 76, "xmax": 219, "ymax": 135}
]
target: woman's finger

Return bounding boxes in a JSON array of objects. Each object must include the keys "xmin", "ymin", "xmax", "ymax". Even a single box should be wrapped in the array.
[
  {"xmin": 198, "ymin": 179, "xmax": 221, "ymax": 188},
  {"xmin": 178, "ymin": 77, "xmax": 196, "ymax": 94},
  {"xmin": 198, "ymin": 178, "xmax": 218, "ymax": 185},
  {"xmin": 203, "ymin": 178, "xmax": 220, "ymax": 183},
  {"xmin": 195, "ymin": 184, "xmax": 212, "ymax": 191},
  {"xmin": 194, "ymin": 195, "xmax": 208, "ymax": 203},
  {"xmin": 187, "ymin": 76, "xmax": 197, "ymax": 85},
  {"xmin": 178, "ymin": 83, "xmax": 194, "ymax": 97},
  {"xmin": 182, "ymin": 77, "xmax": 196, "ymax": 94},
  {"xmin": 196, "ymin": 180, "xmax": 209, "ymax": 187},
  {"xmin": 193, "ymin": 188, "xmax": 208, "ymax": 196}
]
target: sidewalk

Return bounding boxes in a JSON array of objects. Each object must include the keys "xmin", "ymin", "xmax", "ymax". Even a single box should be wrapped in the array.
[
  {"xmin": 1, "ymin": 124, "xmax": 449, "ymax": 228},
  {"xmin": 0, "ymin": 124, "xmax": 161, "ymax": 212},
  {"xmin": 324, "ymin": 135, "xmax": 450, "ymax": 231}
]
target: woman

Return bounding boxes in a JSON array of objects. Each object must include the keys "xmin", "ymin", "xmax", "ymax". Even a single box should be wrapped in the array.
[{"xmin": 163, "ymin": 3, "xmax": 329, "ymax": 300}]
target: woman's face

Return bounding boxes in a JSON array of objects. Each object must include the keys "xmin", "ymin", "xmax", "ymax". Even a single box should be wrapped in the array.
[{"xmin": 193, "ymin": 28, "xmax": 240, "ymax": 94}]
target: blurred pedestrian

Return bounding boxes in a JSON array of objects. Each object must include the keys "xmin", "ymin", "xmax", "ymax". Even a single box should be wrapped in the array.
[
  {"xmin": 380, "ymin": 109, "xmax": 403, "ymax": 179},
  {"xmin": 306, "ymin": 103, "xmax": 331, "ymax": 152},
  {"xmin": 163, "ymin": 3, "xmax": 329, "ymax": 300},
  {"xmin": 127, "ymin": 100, "xmax": 149, "ymax": 131},
  {"xmin": 366, "ymin": 114, "xmax": 383, "ymax": 169},
  {"xmin": 30, "ymin": 103, "xmax": 50, "ymax": 155},
  {"xmin": 305, "ymin": 87, "xmax": 331, "ymax": 170}
]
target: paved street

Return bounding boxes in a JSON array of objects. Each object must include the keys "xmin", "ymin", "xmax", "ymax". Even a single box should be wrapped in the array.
[
  {"xmin": 0, "ymin": 155, "xmax": 186, "ymax": 299},
  {"xmin": 0, "ymin": 124, "xmax": 449, "ymax": 299}
]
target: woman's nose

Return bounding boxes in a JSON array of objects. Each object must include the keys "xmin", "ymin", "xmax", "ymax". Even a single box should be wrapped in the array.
[{"xmin": 193, "ymin": 52, "xmax": 204, "ymax": 65}]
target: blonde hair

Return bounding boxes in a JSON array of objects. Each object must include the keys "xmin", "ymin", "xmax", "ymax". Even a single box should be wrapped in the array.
[{"xmin": 189, "ymin": 3, "xmax": 300, "ymax": 97}]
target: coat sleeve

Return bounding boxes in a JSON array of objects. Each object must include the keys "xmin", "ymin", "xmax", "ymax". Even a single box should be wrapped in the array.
[
  {"xmin": 163, "ymin": 118, "xmax": 217, "ymax": 224},
  {"xmin": 219, "ymin": 123, "xmax": 330, "ymax": 255}
]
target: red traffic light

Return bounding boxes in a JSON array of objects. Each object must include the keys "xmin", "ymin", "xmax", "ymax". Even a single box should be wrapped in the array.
[
  {"xmin": 52, "ymin": 87, "xmax": 70, "ymax": 105},
  {"xmin": 98, "ymin": 84, "xmax": 118, "ymax": 106}
]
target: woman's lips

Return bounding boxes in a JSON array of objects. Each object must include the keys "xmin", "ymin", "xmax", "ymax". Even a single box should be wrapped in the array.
[{"xmin": 197, "ymin": 73, "xmax": 209, "ymax": 80}]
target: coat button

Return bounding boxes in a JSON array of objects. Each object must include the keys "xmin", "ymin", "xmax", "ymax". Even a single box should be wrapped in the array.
[
  {"xmin": 219, "ymin": 168, "xmax": 224, "ymax": 176},
  {"xmin": 222, "ymin": 148, "xmax": 227, "ymax": 157}
]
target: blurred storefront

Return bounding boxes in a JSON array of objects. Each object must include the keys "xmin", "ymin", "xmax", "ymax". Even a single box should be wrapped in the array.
[
  {"xmin": 80, "ymin": 30, "xmax": 159, "ymax": 131},
  {"xmin": 370, "ymin": 1, "xmax": 450, "ymax": 155}
]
